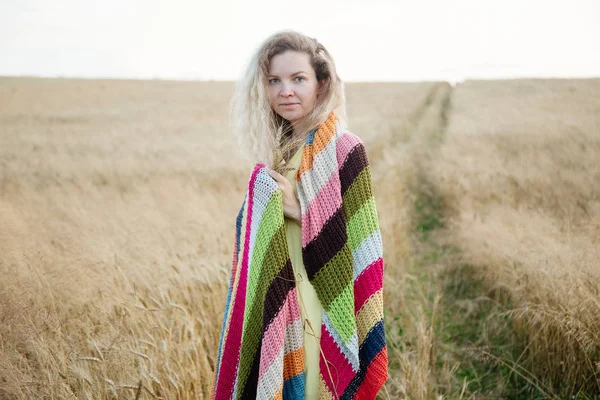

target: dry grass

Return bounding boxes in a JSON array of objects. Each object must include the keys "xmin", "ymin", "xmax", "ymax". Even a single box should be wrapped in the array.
[
  {"xmin": 0, "ymin": 78, "xmax": 247, "ymax": 399},
  {"xmin": 1, "ymin": 76, "xmax": 598, "ymax": 399},
  {"xmin": 432, "ymin": 78, "xmax": 600, "ymax": 395},
  {"xmin": 0, "ymin": 78, "xmax": 442, "ymax": 399}
]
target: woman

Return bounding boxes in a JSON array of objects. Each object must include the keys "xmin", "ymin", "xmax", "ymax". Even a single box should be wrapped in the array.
[{"xmin": 211, "ymin": 30, "xmax": 388, "ymax": 400}]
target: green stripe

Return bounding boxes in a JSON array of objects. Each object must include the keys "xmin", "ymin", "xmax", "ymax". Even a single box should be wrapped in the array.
[
  {"xmin": 325, "ymin": 283, "xmax": 356, "ymax": 342},
  {"xmin": 342, "ymin": 166, "xmax": 372, "ymax": 221},
  {"xmin": 347, "ymin": 197, "xmax": 379, "ymax": 251},
  {"xmin": 311, "ymin": 244, "xmax": 353, "ymax": 309},
  {"xmin": 245, "ymin": 191, "xmax": 285, "ymax": 317}
]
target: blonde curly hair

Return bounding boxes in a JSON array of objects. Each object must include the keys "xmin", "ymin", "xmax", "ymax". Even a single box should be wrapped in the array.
[{"xmin": 229, "ymin": 30, "xmax": 347, "ymax": 170}]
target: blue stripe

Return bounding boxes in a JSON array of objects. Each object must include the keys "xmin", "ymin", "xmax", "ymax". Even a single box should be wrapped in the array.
[
  {"xmin": 282, "ymin": 372, "xmax": 306, "ymax": 400},
  {"xmin": 234, "ymin": 195, "xmax": 247, "ymax": 264},
  {"xmin": 339, "ymin": 320, "xmax": 386, "ymax": 400},
  {"xmin": 305, "ymin": 127, "xmax": 318, "ymax": 145}
]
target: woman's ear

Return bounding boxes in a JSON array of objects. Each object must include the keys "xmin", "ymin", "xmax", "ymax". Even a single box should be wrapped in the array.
[{"xmin": 317, "ymin": 79, "xmax": 327, "ymax": 97}]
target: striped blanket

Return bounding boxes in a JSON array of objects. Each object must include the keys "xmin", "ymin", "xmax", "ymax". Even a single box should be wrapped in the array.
[{"xmin": 211, "ymin": 111, "xmax": 388, "ymax": 399}]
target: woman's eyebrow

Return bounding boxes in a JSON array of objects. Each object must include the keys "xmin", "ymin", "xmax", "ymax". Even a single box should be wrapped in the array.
[{"xmin": 267, "ymin": 71, "xmax": 308, "ymax": 78}]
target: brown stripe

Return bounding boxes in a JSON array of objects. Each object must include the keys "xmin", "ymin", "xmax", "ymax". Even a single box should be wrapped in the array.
[
  {"xmin": 302, "ymin": 206, "xmax": 347, "ymax": 281},
  {"xmin": 339, "ymin": 142, "xmax": 368, "ymax": 196},
  {"xmin": 240, "ymin": 344, "xmax": 261, "ymax": 399},
  {"xmin": 262, "ymin": 259, "xmax": 295, "ymax": 328}
]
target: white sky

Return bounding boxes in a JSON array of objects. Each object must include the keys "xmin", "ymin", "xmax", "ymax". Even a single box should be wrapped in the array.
[{"xmin": 1, "ymin": 0, "xmax": 599, "ymax": 83}]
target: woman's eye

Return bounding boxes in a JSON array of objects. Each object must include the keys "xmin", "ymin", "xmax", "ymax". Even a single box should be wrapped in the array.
[
  {"xmin": 269, "ymin": 78, "xmax": 279, "ymax": 84},
  {"xmin": 295, "ymin": 76, "xmax": 305, "ymax": 82}
]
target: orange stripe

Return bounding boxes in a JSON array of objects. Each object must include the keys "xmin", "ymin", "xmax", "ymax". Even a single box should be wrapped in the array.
[
  {"xmin": 273, "ymin": 387, "xmax": 283, "ymax": 400},
  {"xmin": 296, "ymin": 111, "xmax": 338, "ymax": 179},
  {"xmin": 283, "ymin": 347, "xmax": 305, "ymax": 380}
]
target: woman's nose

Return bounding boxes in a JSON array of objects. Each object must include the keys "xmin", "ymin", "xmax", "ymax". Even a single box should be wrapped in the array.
[{"xmin": 280, "ymin": 82, "xmax": 294, "ymax": 97}]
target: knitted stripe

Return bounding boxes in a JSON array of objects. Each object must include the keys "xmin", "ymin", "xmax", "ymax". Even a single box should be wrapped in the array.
[
  {"xmin": 356, "ymin": 291, "xmax": 384, "ymax": 343},
  {"xmin": 322, "ymin": 308, "xmax": 359, "ymax": 369},
  {"xmin": 354, "ymin": 258, "xmax": 384, "ymax": 313},
  {"xmin": 352, "ymin": 231, "xmax": 383, "ymax": 280},
  {"xmin": 282, "ymin": 372, "xmax": 306, "ymax": 399},
  {"xmin": 283, "ymin": 347, "xmax": 304, "ymax": 380},
  {"xmin": 341, "ymin": 321, "xmax": 387, "ymax": 399},
  {"xmin": 298, "ymin": 132, "xmax": 338, "ymax": 206},
  {"xmin": 318, "ymin": 376, "xmax": 334, "ymax": 400},
  {"xmin": 343, "ymin": 167, "xmax": 372, "ymax": 220},
  {"xmin": 302, "ymin": 208, "xmax": 348, "ymax": 280},
  {"xmin": 320, "ymin": 279, "xmax": 356, "ymax": 341},
  {"xmin": 258, "ymin": 288, "xmax": 301, "ymax": 383},
  {"xmin": 298, "ymin": 135, "xmax": 339, "ymax": 246},
  {"xmin": 214, "ymin": 167, "xmax": 261, "ymax": 400},
  {"xmin": 303, "ymin": 171, "xmax": 341, "ymax": 241},
  {"xmin": 310, "ymin": 246, "xmax": 353, "ymax": 309},
  {"xmin": 347, "ymin": 198, "xmax": 379, "ymax": 250},
  {"xmin": 244, "ymin": 188, "xmax": 285, "ymax": 327},
  {"xmin": 296, "ymin": 114, "xmax": 337, "ymax": 177},
  {"xmin": 319, "ymin": 325, "xmax": 356, "ymax": 394},
  {"xmin": 343, "ymin": 346, "xmax": 388, "ymax": 400},
  {"xmin": 245, "ymin": 170, "xmax": 281, "ymax": 312},
  {"xmin": 257, "ymin": 346, "xmax": 285, "ymax": 399}
]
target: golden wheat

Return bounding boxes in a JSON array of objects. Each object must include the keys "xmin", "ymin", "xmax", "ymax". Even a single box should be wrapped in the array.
[
  {"xmin": 2, "ymin": 76, "xmax": 597, "ymax": 398},
  {"xmin": 0, "ymin": 78, "xmax": 437, "ymax": 398},
  {"xmin": 432, "ymin": 78, "xmax": 600, "ymax": 393}
]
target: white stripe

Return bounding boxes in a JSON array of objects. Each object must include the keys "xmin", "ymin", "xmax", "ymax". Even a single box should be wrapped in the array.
[
  {"xmin": 248, "ymin": 169, "xmax": 280, "ymax": 266},
  {"xmin": 297, "ymin": 124, "xmax": 340, "ymax": 208},
  {"xmin": 283, "ymin": 318, "xmax": 304, "ymax": 355},
  {"xmin": 353, "ymin": 230, "xmax": 383, "ymax": 280},
  {"xmin": 256, "ymin": 347, "xmax": 284, "ymax": 400}
]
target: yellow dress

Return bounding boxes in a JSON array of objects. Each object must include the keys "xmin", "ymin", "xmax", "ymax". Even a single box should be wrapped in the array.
[{"xmin": 284, "ymin": 145, "xmax": 323, "ymax": 400}]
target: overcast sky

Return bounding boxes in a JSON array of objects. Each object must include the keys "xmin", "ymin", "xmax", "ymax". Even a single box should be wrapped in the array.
[{"xmin": 1, "ymin": 0, "xmax": 599, "ymax": 82}]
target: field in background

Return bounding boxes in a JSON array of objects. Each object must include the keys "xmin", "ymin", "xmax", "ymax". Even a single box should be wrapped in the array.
[
  {"xmin": 0, "ymin": 77, "xmax": 598, "ymax": 399},
  {"xmin": 432, "ymin": 79, "xmax": 600, "ymax": 395}
]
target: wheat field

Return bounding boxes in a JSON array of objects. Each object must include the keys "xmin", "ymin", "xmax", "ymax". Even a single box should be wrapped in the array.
[
  {"xmin": 432, "ymin": 79, "xmax": 600, "ymax": 395},
  {"xmin": 0, "ymin": 77, "xmax": 598, "ymax": 399}
]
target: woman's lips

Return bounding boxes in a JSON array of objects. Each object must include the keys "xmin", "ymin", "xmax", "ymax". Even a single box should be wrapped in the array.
[{"xmin": 281, "ymin": 103, "xmax": 299, "ymax": 108}]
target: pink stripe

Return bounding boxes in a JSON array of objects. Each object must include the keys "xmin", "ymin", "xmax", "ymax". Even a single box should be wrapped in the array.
[
  {"xmin": 336, "ymin": 131, "xmax": 362, "ymax": 167},
  {"xmin": 354, "ymin": 258, "xmax": 384, "ymax": 313},
  {"xmin": 214, "ymin": 164, "xmax": 263, "ymax": 400},
  {"xmin": 319, "ymin": 324, "xmax": 356, "ymax": 396},
  {"xmin": 300, "ymin": 171, "xmax": 343, "ymax": 247},
  {"xmin": 258, "ymin": 289, "xmax": 302, "ymax": 381}
]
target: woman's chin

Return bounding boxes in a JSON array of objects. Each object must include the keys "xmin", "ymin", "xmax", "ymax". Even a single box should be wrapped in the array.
[{"xmin": 279, "ymin": 110, "xmax": 304, "ymax": 122}]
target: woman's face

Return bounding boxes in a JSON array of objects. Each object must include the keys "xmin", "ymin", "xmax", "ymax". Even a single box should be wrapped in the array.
[{"xmin": 267, "ymin": 50, "xmax": 321, "ymax": 125}]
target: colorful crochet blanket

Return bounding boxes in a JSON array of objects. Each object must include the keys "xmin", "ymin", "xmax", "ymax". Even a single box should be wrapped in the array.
[{"xmin": 211, "ymin": 111, "xmax": 388, "ymax": 399}]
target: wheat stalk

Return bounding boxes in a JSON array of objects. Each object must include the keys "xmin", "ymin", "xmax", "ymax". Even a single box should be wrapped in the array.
[{"xmin": 272, "ymin": 124, "xmax": 307, "ymax": 176}]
